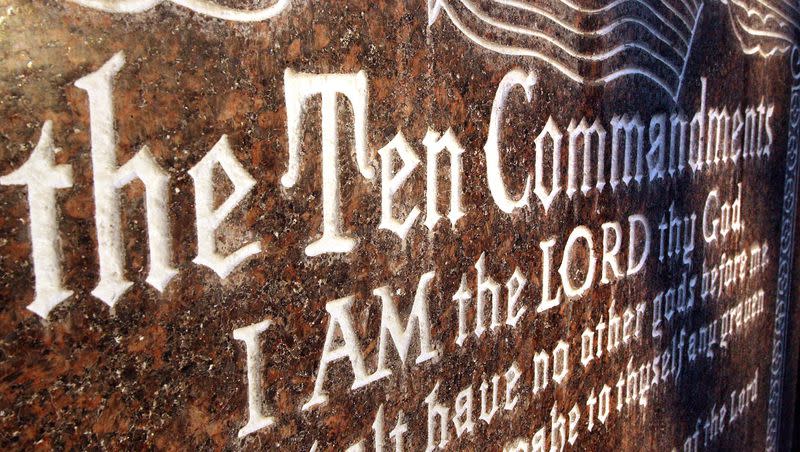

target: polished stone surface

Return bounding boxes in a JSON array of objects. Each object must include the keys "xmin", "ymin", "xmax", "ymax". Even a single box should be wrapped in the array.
[{"xmin": 1, "ymin": 0, "xmax": 800, "ymax": 450}]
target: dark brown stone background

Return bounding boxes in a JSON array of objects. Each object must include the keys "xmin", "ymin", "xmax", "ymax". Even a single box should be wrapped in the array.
[{"xmin": 0, "ymin": 0, "xmax": 799, "ymax": 450}]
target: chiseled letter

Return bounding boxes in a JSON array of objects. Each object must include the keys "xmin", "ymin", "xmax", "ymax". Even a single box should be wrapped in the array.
[
  {"xmin": 425, "ymin": 381, "xmax": 450, "ymax": 451},
  {"xmin": 0, "ymin": 121, "xmax": 73, "ymax": 318},
  {"xmin": 373, "ymin": 271, "xmax": 438, "ymax": 379},
  {"xmin": 74, "ymin": 52, "xmax": 176, "ymax": 307},
  {"xmin": 423, "ymin": 128, "xmax": 465, "ymax": 230},
  {"xmin": 475, "ymin": 252, "xmax": 501, "ymax": 336},
  {"xmin": 233, "ymin": 319, "xmax": 275, "ymax": 437},
  {"xmin": 452, "ymin": 386, "xmax": 475, "ymax": 437},
  {"xmin": 188, "ymin": 135, "xmax": 260, "ymax": 278},
  {"xmin": 601, "ymin": 221, "xmax": 624, "ymax": 284},
  {"xmin": 559, "ymin": 226, "xmax": 596, "ymax": 298},
  {"xmin": 378, "ymin": 131, "xmax": 421, "ymax": 241},
  {"xmin": 282, "ymin": 69, "xmax": 373, "ymax": 256},
  {"xmin": 534, "ymin": 117, "xmax": 563, "ymax": 213},
  {"xmin": 627, "ymin": 214, "xmax": 651, "ymax": 276},
  {"xmin": 610, "ymin": 114, "xmax": 645, "ymax": 189},
  {"xmin": 688, "ymin": 78, "xmax": 708, "ymax": 172},
  {"xmin": 505, "ymin": 267, "xmax": 527, "ymax": 327},
  {"xmin": 484, "ymin": 69, "xmax": 535, "ymax": 213},
  {"xmin": 647, "ymin": 113, "xmax": 667, "ymax": 181},
  {"xmin": 303, "ymin": 296, "xmax": 378, "ymax": 410},
  {"xmin": 538, "ymin": 238, "xmax": 562, "ymax": 312},
  {"xmin": 453, "ymin": 274, "xmax": 471, "ymax": 346},
  {"xmin": 567, "ymin": 118, "xmax": 606, "ymax": 196}
]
